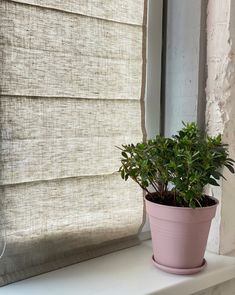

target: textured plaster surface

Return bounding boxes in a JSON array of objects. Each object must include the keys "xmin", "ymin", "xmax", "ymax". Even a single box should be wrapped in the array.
[
  {"xmin": 206, "ymin": 0, "xmax": 235, "ymax": 254},
  {"xmin": 206, "ymin": 0, "xmax": 232, "ymax": 136},
  {"xmin": 220, "ymin": 0, "xmax": 235, "ymax": 255}
]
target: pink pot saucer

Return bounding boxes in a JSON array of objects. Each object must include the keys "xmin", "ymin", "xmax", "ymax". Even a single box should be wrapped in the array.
[{"xmin": 152, "ymin": 255, "xmax": 207, "ymax": 275}]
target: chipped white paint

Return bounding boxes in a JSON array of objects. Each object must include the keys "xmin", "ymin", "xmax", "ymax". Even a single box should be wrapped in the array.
[
  {"xmin": 206, "ymin": 0, "xmax": 235, "ymax": 254},
  {"xmin": 206, "ymin": 0, "xmax": 232, "ymax": 136}
]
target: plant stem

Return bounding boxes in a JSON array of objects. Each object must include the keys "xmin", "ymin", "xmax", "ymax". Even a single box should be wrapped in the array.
[
  {"xmin": 133, "ymin": 178, "xmax": 153, "ymax": 196},
  {"xmin": 150, "ymin": 181, "xmax": 158, "ymax": 193}
]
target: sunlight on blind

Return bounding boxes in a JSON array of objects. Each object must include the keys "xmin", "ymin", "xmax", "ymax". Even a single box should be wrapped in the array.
[{"xmin": 0, "ymin": 0, "xmax": 147, "ymax": 285}]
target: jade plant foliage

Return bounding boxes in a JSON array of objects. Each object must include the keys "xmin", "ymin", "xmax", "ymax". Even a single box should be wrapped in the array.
[{"xmin": 118, "ymin": 122, "xmax": 234, "ymax": 208}]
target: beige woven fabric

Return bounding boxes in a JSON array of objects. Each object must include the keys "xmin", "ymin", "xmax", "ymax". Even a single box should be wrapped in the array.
[{"xmin": 0, "ymin": 0, "xmax": 147, "ymax": 286}]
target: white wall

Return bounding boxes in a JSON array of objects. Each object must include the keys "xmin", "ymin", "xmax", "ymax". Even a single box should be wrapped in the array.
[{"xmin": 206, "ymin": 0, "xmax": 235, "ymax": 255}]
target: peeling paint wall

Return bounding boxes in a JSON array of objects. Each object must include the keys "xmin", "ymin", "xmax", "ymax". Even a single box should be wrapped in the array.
[
  {"xmin": 220, "ymin": 0, "xmax": 235, "ymax": 254},
  {"xmin": 206, "ymin": 0, "xmax": 235, "ymax": 254},
  {"xmin": 206, "ymin": 0, "xmax": 233, "ymax": 136}
]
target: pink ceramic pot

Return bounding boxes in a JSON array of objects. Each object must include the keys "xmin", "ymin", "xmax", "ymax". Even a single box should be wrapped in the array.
[{"xmin": 145, "ymin": 196, "xmax": 218, "ymax": 274}]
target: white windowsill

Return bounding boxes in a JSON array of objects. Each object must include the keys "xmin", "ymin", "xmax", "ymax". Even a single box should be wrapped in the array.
[{"xmin": 1, "ymin": 240, "xmax": 235, "ymax": 295}]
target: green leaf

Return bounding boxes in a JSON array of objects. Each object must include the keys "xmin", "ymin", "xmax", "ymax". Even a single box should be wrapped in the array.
[
  {"xmin": 225, "ymin": 164, "xmax": 235, "ymax": 173},
  {"xmin": 122, "ymin": 151, "xmax": 128, "ymax": 158},
  {"xmin": 189, "ymin": 199, "xmax": 196, "ymax": 208},
  {"xmin": 212, "ymin": 171, "xmax": 226, "ymax": 180},
  {"xmin": 227, "ymin": 158, "xmax": 235, "ymax": 163},
  {"xmin": 137, "ymin": 143, "xmax": 145, "ymax": 150},
  {"xmin": 211, "ymin": 171, "xmax": 220, "ymax": 180},
  {"xmin": 142, "ymin": 180, "xmax": 149, "ymax": 187},
  {"xmin": 208, "ymin": 178, "xmax": 220, "ymax": 186},
  {"xmin": 121, "ymin": 169, "xmax": 125, "ymax": 179}
]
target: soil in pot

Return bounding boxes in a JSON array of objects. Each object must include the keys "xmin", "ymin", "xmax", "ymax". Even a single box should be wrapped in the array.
[{"xmin": 146, "ymin": 192, "xmax": 216, "ymax": 208}]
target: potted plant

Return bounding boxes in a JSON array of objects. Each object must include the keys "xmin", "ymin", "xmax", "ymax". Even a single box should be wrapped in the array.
[{"xmin": 118, "ymin": 122, "xmax": 234, "ymax": 274}]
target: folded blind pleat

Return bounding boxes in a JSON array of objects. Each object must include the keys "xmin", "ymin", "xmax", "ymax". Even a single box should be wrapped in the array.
[
  {"xmin": 6, "ymin": 0, "xmax": 145, "ymax": 25},
  {"xmin": 0, "ymin": 1, "xmax": 143, "ymax": 98},
  {"xmin": 0, "ymin": 0, "xmax": 147, "ymax": 286}
]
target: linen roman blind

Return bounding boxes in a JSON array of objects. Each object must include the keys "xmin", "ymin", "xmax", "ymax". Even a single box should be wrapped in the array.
[{"xmin": 0, "ymin": 0, "xmax": 147, "ymax": 285}]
